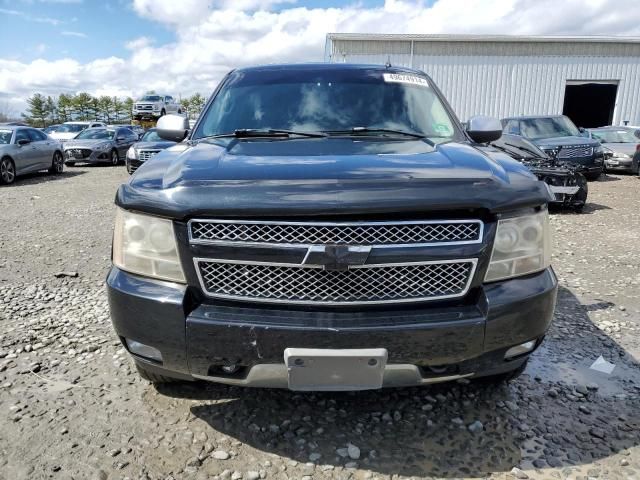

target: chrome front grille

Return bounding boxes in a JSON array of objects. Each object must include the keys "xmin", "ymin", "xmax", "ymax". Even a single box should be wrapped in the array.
[
  {"xmin": 195, "ymin": 260, "xmax": 476, "ymax": 305},
  {"xmin": 138, "ymin": 150, "xmax": 161, "ymax": 162},
  {"xmin": 189, "ymin": 220, "xmax": 482, "ymax": 246},
  {"xmin": 557, "ymin": 146, "xmax": 593, "ymax": 159}
]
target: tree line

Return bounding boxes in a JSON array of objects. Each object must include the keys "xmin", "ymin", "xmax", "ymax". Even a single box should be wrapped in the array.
[{"xmin": 22, "ymin": 92, "xmax": 208, "ymax": 128}]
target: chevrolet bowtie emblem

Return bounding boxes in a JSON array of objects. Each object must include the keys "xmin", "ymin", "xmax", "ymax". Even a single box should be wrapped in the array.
[{"xmin": 303, "ymin": 245, "xmax": 372, "ymax": 271}]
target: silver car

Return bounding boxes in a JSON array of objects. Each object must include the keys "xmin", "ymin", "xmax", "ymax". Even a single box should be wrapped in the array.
[
  {"xmin": 0, "ymin": 126, "xmax": 64, "ymax": 185},
  {"xmin": 587, "ymin": 127, "xmax": 640, "ymax": 173},
  {"xmin": 63, "ymin": 127, "xmax": 139, "ymax": 166}
]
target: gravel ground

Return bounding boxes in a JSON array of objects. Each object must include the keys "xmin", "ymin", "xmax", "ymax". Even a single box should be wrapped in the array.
[{"xmin": 0, "ymin": 165, "xmax": 639, "ymax": 480}]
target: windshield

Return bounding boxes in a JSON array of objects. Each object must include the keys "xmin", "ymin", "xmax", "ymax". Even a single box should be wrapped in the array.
[
  {"xmin": 0, "ymin": 130, "xmax": 12, "ymax": 144},
  {"xmin": 140, "ymin": 95, "xmax": 161, "ymax": 102},
  {"xmin": 591, "ymin": 130, "xmax": 638, "ymax": 143},
  {"xmin": 520, "ymin": 116, "xmax": 581, "ymax": 140},
  {"xmin": 141, "ymin": 129, "xmax": 163, "ymax": 142},
  {"xmin": 75, "ymin": 129, "xmax": 114, "ymax": 140},
  {"xmin": 57, "ymin": 123, "xmax": 88, "ymax": 133},
  {"xmin": 194, "ymin": 69, "xmax": 459, "ymax": 142}
]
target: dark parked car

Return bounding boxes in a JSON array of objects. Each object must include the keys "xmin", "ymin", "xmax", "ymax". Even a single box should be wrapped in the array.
[
  {"xmin": 488, "ymin": 134, "xmax": 588, "ymax": 212},
  {"xmin": 0, "ymin": 125, "xmax": 64, "ymax": 185},
  {"xmin": 125, "ymin": 128, "xmax": 176, "ymax": 174},
  {"xmin": 501, "ymin": 115, "xmax": 605, "ymax": 180},
  {"xmin": 107, "ymin": 64, "xmax": 557, "ymax": 391},
  {"xmin": 63, "ymin": 127, "xmax": 138, "ymax": 166},
  {"xmin": 586, "ymin": 127, "xmax": 640, "ymax": 174}
]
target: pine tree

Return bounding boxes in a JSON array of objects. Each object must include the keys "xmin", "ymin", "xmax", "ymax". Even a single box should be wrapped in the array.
[
  {"xmin": 74, "ymin": 92, "xmax": 93, "ymax": 121},
  {"xmin": 58, "ymin": 94, "xmax": 75, "ymax": 122},
  {"xmin": 22, "ymin": 93, "xmax": 48, "ymax": 127}
]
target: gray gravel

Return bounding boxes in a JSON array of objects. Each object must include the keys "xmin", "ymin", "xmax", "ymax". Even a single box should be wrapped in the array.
[{"xmin": 0, "ymin": 165, "xmax": 639, "ymax": 479}]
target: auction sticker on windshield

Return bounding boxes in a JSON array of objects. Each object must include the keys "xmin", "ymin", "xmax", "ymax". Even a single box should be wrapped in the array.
[{"xmin": 383, "ymin": 73, "xmax": 430, "ymax": 87}]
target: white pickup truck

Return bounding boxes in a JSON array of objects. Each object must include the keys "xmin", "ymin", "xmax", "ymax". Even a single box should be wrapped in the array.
[{"xmin": 132, "ymin": 94, "xmax": 182, "ymax": 120}]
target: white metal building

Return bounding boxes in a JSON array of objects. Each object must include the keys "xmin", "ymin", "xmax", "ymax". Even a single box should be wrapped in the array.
[{"xmin": 324, "ymin": 34, "xmax": 640, "ymax": 128}]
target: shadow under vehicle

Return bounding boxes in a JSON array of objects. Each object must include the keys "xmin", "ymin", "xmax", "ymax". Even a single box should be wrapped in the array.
[
  {"xmin": 485, "ymin": 133, "xmax": 588, "ymax": 212},
  {"xmin": 146, "ymin": 287, "xmax": 639, "ymax": 479}
]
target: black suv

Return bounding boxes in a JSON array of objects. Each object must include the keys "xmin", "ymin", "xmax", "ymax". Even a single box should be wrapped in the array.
[
  {"xmin": 501, "ymin": 115, "xmax": 605, "ymax": 180},
  {"xmin": 106, "ymin": 64, "xmax": 557, "ymax": 391}
]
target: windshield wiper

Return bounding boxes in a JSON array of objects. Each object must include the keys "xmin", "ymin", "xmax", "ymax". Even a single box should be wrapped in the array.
[
  {"xmin": 203, "ymin": 129, "xmax": 327, "ymax": 139},
  {"xmin": 324, "ymin": 127, "xmax": 427, "ymax": 139}
]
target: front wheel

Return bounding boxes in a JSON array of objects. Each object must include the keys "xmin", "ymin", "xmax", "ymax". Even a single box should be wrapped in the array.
[
  {"xmin": 110, "ymin": 150, "xmax": 119, "ymax": 166},
  {"xmin": 49, "ymin": 151, "xmax": 64, "ymax": 174},
  {"xmin": 584, "ymin": 172, "xmax": 601, "ymax": 181},
  {"xmin": 160, "ymin": 108, "xmax": 166, "ymax": 117},
  {"xmin": 178, "ymin": 108, "xmax": 182, "ymax": 115},
  {"xmin": 0, "ymin": 157, "xmax": 16, "ymax": 185},
  {"xmin": 477, "ymin": 359, "xmax": 529, "ymax": 384},
  {"xmin": 136, "ymin": 364, "xmax": 180, "ymax": 384}
]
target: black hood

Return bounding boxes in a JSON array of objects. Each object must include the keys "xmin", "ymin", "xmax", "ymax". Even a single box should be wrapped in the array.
[{"xmin": 116, "ymin": 137, "xmax": 550, "ymax": 219}]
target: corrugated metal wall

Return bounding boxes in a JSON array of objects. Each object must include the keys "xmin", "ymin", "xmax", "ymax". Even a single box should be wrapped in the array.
[{"xmin": 328, "ymin": 38, "xmax": 640, "ymax": 125}]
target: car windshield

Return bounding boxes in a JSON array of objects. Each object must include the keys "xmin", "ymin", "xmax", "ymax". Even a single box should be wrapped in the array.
[
  {"xmin": 520, "ymin": 117, "xmax": 581, "ymax": 140},
  {"xmin": 140, "ymin": 95, "xmax": 161, "ymax": 102},
  {"xmin": 0, "ymin": 130, "xmax": 12, "ymax": 144},
  {"xmin": 57, "ymin": 124, "xmax": 88, "ymax": 133},
  {"xmin": 194, "ymin": 68, "xmax": 459, "ymax": 142},
  {"xmin": 141, "ymin": 130, "xmax": 163, "ymax": 142},
  {"xmin": 75, "ymin": 129, "xmax": 114, "ymax": 140},
  {"xmin": 591, "ymin": 130, "xmax": 638, "ymax": 143}
]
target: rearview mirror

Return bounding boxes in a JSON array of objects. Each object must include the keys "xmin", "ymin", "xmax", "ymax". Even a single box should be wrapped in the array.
[
  {"xmin": 17, "ymin": 138, "xmax": 30, "ymax": 146},
  {"xmin": 157, "ymin": 114, "xmax": 190, "ymax": 142},
  {"xmin": 466, "ymin": 116, "xmax": 503, "ymax": 143}
]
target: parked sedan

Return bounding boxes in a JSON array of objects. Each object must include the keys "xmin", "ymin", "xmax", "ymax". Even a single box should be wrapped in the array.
[
  {"xmin": 0, "ymin": 125, "xmax": 64, "ymax": 185},
  {"xmin": 586, "ymin": 127, "xmax": 640, "ymax": 173},
  {"xmin": 125, "ymin": 128, "xmax": 176, "ymax": 174},
  {"xmin": 63, "ymin": 127, "xmax": 138, "ymax": 166}
]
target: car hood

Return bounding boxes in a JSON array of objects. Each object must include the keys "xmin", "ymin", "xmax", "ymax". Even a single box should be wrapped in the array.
[
  {"xmin": 117, "ymin": 138, "xmax": 551, "ymax": 219},
  {"xmin": 532, "ymin": 136, "xmax": 600, "ymax": 148},
  {"xmin": 51, "ymin": 132, "xmax": 82, "ymax": 140},
  {"xmin": 63, "ymin": 139, "xmax": 112, "ymax": 149},
  {"xmin": 134, "ymin": 141, "xmax": 175, "ymax": 150},
  {"xmin": 602, "ymin": 143, "xmax": 637, "ymax": 156}
]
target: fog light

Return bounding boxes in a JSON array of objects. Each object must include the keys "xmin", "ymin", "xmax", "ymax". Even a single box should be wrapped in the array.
[
  {"xmin": 221, "ymin": 364, "xmax": 239, "ymax": 374},
  {"xmin": 504, "ymin": 340, "xmax": 536, "ymax": 360},
  {"xmin": 125, "ymin": 339, "xmax": 163, "ymax": 363}
]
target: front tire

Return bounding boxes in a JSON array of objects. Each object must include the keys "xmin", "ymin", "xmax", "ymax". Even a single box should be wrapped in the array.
[
  {"xmin": 110, "ymin": 149, "xmax": 119, "ymax": 166},
  {"xmin": 136, "ymin": 364, "xmax": 180, "ymax": 384},
  {"xmin": 477, "ymin": 359, "xmax": 529, "ymax": 384},
  {"xmin": 585, "ymin": 172, "xmax": 601, "ymax": 181},
  {"xmin": 0, "ymin": 157, "xmax": 16, "ymax": 185},
  {"xmin": 49, "ymin": 151, "xmax": 64, "ymax": 174},
  {"xmin": 160, "ymin": 108, "xmax": 166, "ymax": 117}
]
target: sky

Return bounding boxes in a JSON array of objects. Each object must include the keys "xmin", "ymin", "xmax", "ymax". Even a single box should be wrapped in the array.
[{"xmin": 1, "ymin": 0, "xmax": 640, "ymax": 115}]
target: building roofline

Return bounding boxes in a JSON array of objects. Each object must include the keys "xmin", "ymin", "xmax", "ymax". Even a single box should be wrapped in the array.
[{"xmin": 326, "ymin": 33, "xmax": 640, "ymax": 44}]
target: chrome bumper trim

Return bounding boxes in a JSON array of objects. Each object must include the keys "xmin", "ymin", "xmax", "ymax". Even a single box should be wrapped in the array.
[{"xmin": 192, "ymin": 364, "xmax": 474, "ymax": 389}]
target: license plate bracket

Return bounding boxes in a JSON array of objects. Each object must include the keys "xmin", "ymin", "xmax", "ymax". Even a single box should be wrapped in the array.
[{"xmin": 284, "ymin": 348, "xmax": 388, "ymax": 391}]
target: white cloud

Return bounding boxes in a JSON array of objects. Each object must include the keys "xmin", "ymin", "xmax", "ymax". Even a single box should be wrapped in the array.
[
  {"xmin": 125, "ymin": 36, "xmax": 154, "ymax": 50},
  {"xmin": 61, "ymin": 30, "xmax": 87, "ymax": 38},
  {"xmin": 3, "ymin": 0, "xmax": 640, "ymax": 113}
]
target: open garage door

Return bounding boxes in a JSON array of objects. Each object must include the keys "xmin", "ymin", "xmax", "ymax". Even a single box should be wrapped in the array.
[{"xmin": 562, "ymin": 81, "xmax": 618, "ymax": 129}]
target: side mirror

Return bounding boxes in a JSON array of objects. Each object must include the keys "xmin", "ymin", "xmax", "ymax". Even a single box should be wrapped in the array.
[
  {"xmin": 466, "ymin": 115, "xmax": 503, "ymax": 143},
  {"xmin": 17, "ymin": 139, "xmax": 30, "ymax": 146},
  {"xmin": 157, "ymin": 114, "xmax": 190, "ymax": 142}
]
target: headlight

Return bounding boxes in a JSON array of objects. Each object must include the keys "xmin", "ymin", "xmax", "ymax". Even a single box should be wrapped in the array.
[
  {"xmin": 485, "ymin": 209, "xmax": 551, "ymax": 282},
  {"xmin": 95, "ymin": 143, "xmax": 109, "ymax": 151},
  {"xmin": 112, "ymin": 208, "xmax": 185, "ymax": 283},
  {"xmin": 126, "ymin": 147, "xmax": 137, "ymax": 160}
]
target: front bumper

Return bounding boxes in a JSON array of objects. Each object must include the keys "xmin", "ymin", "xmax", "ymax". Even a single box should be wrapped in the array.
[
  {"xmin": 605, "ymin": 158, "xmax": 634, "ymax": 172},
  {"xmin": 64, "ymin": 148, "xmax": 112, "ymax": 164},
  {"xmin": 107, "ymin": 266, "xmax": 558, "ymax": 389}
]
